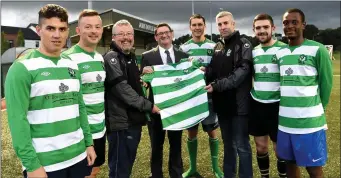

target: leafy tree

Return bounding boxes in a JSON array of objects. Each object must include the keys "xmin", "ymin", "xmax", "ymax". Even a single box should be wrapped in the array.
[
  {"xmin": 1, "ymin": 31, "xmax": 10, "ymax": 55},
  {"xmin": 16, "ymin": 30, "xmax": 25, "ymax": 47},
  {"xmin": 304, "ymin": 24, "xmax": 319, "ymax": 40}
]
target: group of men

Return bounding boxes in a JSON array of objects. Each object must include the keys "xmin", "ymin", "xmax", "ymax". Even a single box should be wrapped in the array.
[{"xmin": 4, "ymin": 3, "xmax": 333, "ymax": 178}]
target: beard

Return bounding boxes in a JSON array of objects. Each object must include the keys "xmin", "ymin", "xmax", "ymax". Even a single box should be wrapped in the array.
[{"xmin": 257, "ymin": 32, "xmax": 272, "ymax": 44}]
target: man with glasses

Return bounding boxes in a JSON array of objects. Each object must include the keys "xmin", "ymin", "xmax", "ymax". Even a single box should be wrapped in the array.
[
  {"xmin": 103, "ymin": 19, "xmax": 160, "ymax": 178},
  {"xmin": 140, "ymin": 23, "xmax": 188, "ymax": 178}
]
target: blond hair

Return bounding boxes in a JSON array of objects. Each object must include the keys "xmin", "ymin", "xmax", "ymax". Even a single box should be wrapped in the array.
[{"xmin": 216, "ymin": 11, "xmax": 234, "ymax": 21}]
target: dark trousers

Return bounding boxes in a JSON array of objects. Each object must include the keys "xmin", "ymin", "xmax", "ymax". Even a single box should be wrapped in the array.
[
  {"xmin": 218, "ymin": 115, "xmax": 253, "ymax": 178},
  {"xmin": 107, "ymin": 126, "xmax": 142, "ymax": 178},
  {"xmin": 23, "ymin": 158, "xmax": 91, "ymax": 178},
  {"xmin": 149, "ymin": 116, "xmax": 183, "ymax": 178}
]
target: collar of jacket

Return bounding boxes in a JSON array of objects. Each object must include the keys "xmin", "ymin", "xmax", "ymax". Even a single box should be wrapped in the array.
[{"xmin": 223, "ymin": 30, "xmax": 240, "ymax": 45}]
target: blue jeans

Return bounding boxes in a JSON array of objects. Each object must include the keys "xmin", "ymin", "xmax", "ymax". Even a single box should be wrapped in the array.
[
  {"xmin": 107, "ymin": 126, "xmax": 142, "ymax": 178},
  {"xmin": 218, "ymin": 115, "xmax": 253, "ymax": 178}
]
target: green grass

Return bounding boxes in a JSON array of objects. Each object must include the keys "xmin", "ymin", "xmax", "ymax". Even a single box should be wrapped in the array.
[
  {"xmin": 332, "ymin": 50, "xmax": 340, "ymax": 75},
  {"xmin": 2, "ymin": 69, "xmax": 340, "ymax": 178}
]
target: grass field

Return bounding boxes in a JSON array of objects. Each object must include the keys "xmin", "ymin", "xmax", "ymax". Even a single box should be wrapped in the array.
[{"xmin": 1, "ymin": 54, "xmax": 340, "ymax": 178}]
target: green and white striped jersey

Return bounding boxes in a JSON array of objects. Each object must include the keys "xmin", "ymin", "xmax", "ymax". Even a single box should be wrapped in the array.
[
  {"xmin": 276, "ymin": 39, "xmax": 333, "ymax": 134},
  {"xmin": 250, "ymin": 41, "xmax": 287, "ymax": 103},
  {"xmin": 142, "ymin": 60, "xmax": 209, "ymax": 130},
  {"xmin": 5, "ymin": 49, "xmax": 93, "ymax": 172},
  {"xmin": 62, "ymin": 45, "xmax": 106, "ymax": 139},
  {"xmin": 180, "ymin": 38, "xmax": 215, "ymax": 66}
]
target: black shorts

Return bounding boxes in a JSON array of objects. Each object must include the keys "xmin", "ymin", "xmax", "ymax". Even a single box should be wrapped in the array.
[
  {"xmin": 93, "ymin": 134, "xmax": 106, "ymax": 167},
  {"xmin": 187, "ymin": 101, "xmax": 219, "ymax": 132},
  {"xmin": 249, "ymin": 98, "xmax": 279, "ymax": 142},
  {"xmin": 23, "ymin": 158, "xmax": 91, "ymax": 178},
  {"xmin": 188, "ymin": 122, "xmax": 219, "ymax": 132}
]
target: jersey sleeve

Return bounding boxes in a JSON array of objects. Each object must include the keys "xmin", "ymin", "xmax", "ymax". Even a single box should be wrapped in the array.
[
  {"xmin": 5, "ymin": 62, "xmax": 42, "ymax": 172},
  {"xmin": 77, "ymin": 72, "xmax": 93, "ymax": 147},
  {"xmin": 316, "ymin": 45, "xmax": 333, "ymax": 109}
]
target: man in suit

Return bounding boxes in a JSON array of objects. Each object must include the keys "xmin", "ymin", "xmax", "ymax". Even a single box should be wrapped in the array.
[{"xmin": 140, "ymin": 23, "xmax": 189, "ymax": 178}]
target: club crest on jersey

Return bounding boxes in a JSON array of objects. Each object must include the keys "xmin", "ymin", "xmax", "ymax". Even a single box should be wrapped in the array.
[
  {"xmin": 226, "ymin": 49, "xmax": 232, "ymax": 57},
  {"xmin": 174, "ymin": 78, "xmax": 182, "ymax": 83},
  {"xmin": 260, "ymin": 66, "xmax": 268, "ymax": 73},
  {"xmin": 271, "ymin": 55, "xmax": 278, "ymax": 64},
  {"xmin": 96, "ymin": 74, "xmax": 102, "ymax": 82},
  {"xmin": 183, "ymin": 69, "xmax": 189, "ymax": 74},
  {"xmin": 162, "ymin": 72, "xmax": 168, "ymax": 76},
  {"xmin": 298, "ymin": 55, "xmax": 306, "ymax": 64},
  {"xmin": 207, "ymin": 49, "xmax": 213, "ymax": 55},
  {"xmin": 285, "ymin": 67, "xmax": 294, "ymax": 76},
  {"xmin": 101, "ymin": 61, "xmax": 105, "ymax": 69},
  {"xmin": 59, "ymin": 83, "xmax": 69, "ymax": 93},
  {"xmin": 68, "ymin": 68, "xmax": 76, "ymax": 78},
  {"xmin": 254, "ymin": 58, "xmax": 259, "ymax": 62}
]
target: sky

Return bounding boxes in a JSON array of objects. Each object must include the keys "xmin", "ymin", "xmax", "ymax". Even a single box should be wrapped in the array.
[{"xmin": 1, "ymin": 1, "xmax": 340, "ymax": 38}]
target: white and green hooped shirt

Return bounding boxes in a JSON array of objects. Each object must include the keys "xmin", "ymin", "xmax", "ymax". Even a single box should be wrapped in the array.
[
  {"xmin": 5, "ymin": 49, "xmax": 93, "ymax": 172},
  {"xmin": 62, "ymin": 45, "xmax": 106, "ymax": 139},
  {"xmin": 275, "ymin": 39, "xmax": 333, "ymax": 134},
  {"xmin": 250, "ymin": 41, "xmax": 287, "ymax": 103},
  {"xmin": 180, "ymin": 38, "xmax": 216, "ymax": 67},
  {"xmin": 142, "ymin": 60, "xmax": 209, "ymax": 130}
]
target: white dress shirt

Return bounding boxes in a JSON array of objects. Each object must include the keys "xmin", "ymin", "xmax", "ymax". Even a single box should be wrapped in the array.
[{"xmin": 158, "ymin": 45, "xmax": 175, "ymax": 64}]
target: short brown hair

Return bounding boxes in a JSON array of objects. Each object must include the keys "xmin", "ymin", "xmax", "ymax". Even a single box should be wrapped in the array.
[
  {"xmin": 78, "ymin": 9, "xmax": 99, "ymax": 21},
  {"xmin": 154, "ymin": 23, "xmax": 173, "ymax": 35},
  {"xmin": 253, "ymin": 13, "xmax": 274, "ymax": 27},
  {"xmin": 189, "ymin": 14, "xmax": 206, "ymax": 25},
  {"xmin": 38, "ymin": 4, "xmax": 68, "ymax": 25}
]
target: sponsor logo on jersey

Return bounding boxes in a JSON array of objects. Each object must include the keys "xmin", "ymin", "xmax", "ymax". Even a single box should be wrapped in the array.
[
  {"xmin": 59, "ymin": 83, "xmax": 69, "ymax": 93},
  {"xmin": 285, "ymin": 67, "xmax": 294, "ymax": 76},
  {"xmin": 261, "ymin": 66, "xmax": 268, "ymax": 73},
  {"xmin": 96, "ymin": 74, "xmax": 102, "ymax": 82},
  {"xmin": 41, "ymin": 72, "xmax": 50, "ymax": 76}
]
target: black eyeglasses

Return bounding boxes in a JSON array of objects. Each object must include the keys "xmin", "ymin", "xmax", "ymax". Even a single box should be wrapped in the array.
[
  {"xmin": 156, "ymin": 30, "xmax": 172, "ymax": 36},
  {"xmin": 114, "ymin": 32, "xmax": 134, "ymax": 37}
]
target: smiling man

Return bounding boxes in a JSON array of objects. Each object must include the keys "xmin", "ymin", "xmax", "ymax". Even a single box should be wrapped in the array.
[
  {"xmin": 180, "ymin": 14, "xmax": 223, "ymax": 178},
  {"xmin": 203, "ymin": 11, "xmax": 253, "ymax": 178},
  {"xmin": 5, "ymin": 4, "xmax": 96, "ymax": 178},
  {"xmin": 140, "ymin": 23, "xmax": 188, "ymax": 178},
  {"xmin": 249, "ymin": 13, "xmax": 287, "ymax": 178},
  {"xmin": 103, "ymin": 19, "xmax": 160, "ymax": 178},
  {"xmin": 62, "ymin": 9, "xmax": 105, "ymax": 178},
  {"xmin": 276, "ymin": 8, "xmax": 333, "ymax": 178}
]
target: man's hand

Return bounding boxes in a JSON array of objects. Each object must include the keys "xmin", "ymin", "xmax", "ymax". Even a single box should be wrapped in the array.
[
  {"xmin": 152, "ymin": 105, "xmax": 160, "ymax": 114},
  {"xmin": 27, "ymin": 166, "xmax": 47, "ymax": 178},
  {"xmin": 199, "ymin": 67, "xmax": 206, "ymax": 72},
  {"xmin": 140, "ymin": 79, "xmax": 149, "ymax": 88},
  {"xmin": 204, "ymin": 84, "xmax": 214, "ymax": 93},
  {"xmin": 86, "ymin": 146, "xmax": 97, "ymax": 166},
  {"xmin": 142, "ymin": 66, "xmax": 154, "ymax": 74}
]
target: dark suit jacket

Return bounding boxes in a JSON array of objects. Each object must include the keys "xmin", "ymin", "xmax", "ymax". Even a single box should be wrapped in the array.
[{"xmin": 140, "ymin": 46, "xmax": 189, "ymax": 120}]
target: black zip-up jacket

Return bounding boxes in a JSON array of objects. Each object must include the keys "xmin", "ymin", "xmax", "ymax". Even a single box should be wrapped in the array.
[
  {"xmin": 206, "ymin": 31, "xmax": 253, "ymax": 116},
  {"xmin": 103, "ymin": 42, "xmax": 153, "ymax": 131}
]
